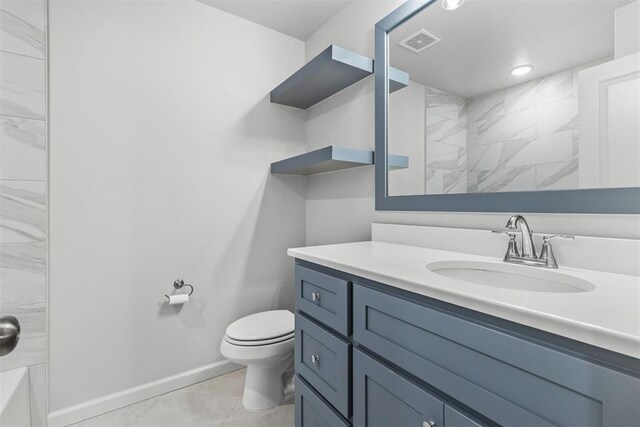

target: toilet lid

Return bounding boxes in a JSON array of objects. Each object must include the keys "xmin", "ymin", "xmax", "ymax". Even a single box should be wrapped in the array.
[{"xmin": 226, "ymin": 310, "xmax": 294, "ymax": 342}]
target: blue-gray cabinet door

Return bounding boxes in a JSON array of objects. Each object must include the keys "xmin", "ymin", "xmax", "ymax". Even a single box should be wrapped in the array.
[
  {"xmin": 353, "ymin": 348, "xmax": 444, "ymax": 427},
  {"xmin": 295, "ymin": 375, "xmax": 350, "ymax": 427}
]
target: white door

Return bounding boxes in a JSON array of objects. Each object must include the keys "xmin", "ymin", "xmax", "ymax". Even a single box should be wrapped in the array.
[{"xmin": 579, "ymin": 52, "xmax": 640, "ymax": 188}]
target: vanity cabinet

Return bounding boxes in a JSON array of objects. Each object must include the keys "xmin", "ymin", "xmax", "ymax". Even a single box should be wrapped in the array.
[{"xmin": 294, "ymin": 260, "xmax": 640, "ymax": 427}]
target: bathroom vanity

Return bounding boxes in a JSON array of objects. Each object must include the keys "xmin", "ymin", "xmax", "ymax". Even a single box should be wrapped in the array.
[{"xmin": 289, "ymin": 225, "xmax": 640, "ymax": 427}]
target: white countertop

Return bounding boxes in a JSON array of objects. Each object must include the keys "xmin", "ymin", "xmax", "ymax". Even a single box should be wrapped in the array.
[{"xmin": 288, "ymin": 241, "xmax": 640, "ymax": 358}]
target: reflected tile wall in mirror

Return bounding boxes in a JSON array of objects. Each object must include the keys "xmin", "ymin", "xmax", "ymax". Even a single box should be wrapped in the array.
[{"xmin": 387, "ymin": 0, "xmax": 640, "ymax": 196}]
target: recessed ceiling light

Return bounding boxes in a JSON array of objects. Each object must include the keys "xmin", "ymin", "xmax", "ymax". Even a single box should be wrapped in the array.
[
  {"xmin": 441, "ymin": 0, "xmax": 465, "ymax": 11},
  {"xmin": 510, "ymin": 65, "xmax": 533, "ymax": 76}
]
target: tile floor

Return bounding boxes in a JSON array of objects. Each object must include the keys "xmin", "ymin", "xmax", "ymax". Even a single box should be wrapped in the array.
[{"xmin": 70, "ymin": 369, "xmax": 294, "ymax": 427}]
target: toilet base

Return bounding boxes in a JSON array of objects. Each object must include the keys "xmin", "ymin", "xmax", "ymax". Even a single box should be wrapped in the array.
[{"xmin": 242, "ymin": 356, "xmax": 293, "ymax": 412}]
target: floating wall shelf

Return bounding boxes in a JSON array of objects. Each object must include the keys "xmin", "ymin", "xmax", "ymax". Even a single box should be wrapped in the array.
[
  {"xmin": 270, "ymin": 45, "xmax": 409, "ymax": 110},
  {"xmin": 271, "ymin": 145, "xmax": 409, "ymax": 176}
]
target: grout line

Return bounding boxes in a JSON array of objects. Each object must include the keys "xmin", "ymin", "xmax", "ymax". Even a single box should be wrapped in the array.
[{"xmin": 219, "ymin": 399, "xmax": 241, "ymax": 427}]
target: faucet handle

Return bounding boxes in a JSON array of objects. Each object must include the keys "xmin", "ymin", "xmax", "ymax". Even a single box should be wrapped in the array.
[
  {"xmin": 492, "ymin": 230, "xmax": 519, "ymax": 260},
  {"xmin": 543, "ymin": 234, "xmax": 575, "ymax": 242},
  {"xmin": 491, "ymin": 230, "xmax": 517, "ymax": 239},
  {"xmin": 539, "ymin": 235, "xmax": 573, "ymax": 268}
]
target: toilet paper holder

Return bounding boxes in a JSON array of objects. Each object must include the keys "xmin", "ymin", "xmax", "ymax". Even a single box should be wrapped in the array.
[{"xmin": 164, "ymin": 279, "xmax": 194, "ymax": 299}]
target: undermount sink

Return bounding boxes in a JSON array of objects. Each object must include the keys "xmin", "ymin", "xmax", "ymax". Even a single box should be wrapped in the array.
[{"xmin": 427, "ymin": 261, "xmax": 596, "ymax": 293}]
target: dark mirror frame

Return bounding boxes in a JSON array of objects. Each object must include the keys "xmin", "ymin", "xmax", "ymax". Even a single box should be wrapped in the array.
[{"xmin": 374, "ymin": 0, "xmax": 640, "ymax": 213}]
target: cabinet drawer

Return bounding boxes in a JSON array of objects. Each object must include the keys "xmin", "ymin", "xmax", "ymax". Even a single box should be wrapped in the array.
[
  {"xmin": 295, "ymin": 375, "xmax": 350, "ymax": 427},
  {"xmin": 295, "ymin": 313, "xmax": 351, "ymax": 418},
  {"xmin": 295, "ymin": 264, "xmax": 351, "ymax": 336},
  {"xmin": 353, "ymin": 348, "xmax": 443, "ymax": 427},
  {"xmin": 353, "ymin": 284, "xmax": 640, "ymax": 426}
]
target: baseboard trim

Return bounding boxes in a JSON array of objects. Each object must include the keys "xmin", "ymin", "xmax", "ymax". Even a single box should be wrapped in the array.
[{"xmin": 47, "ymin": 360, "xmax": 240, "ymax": 427}]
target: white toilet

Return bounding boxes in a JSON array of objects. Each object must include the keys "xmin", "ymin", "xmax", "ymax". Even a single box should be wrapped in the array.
[{"xmin": 220, "ymin": 310, "xmax": 295, "ymax": 411}]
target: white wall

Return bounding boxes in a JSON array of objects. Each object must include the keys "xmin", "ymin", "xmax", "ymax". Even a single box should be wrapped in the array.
[
  {"xmin": 48, "ymin": 0, "xmax": 306, "ymax": 419},
  {"xmin": 304, "ymin": 1, "xmax": 640, "ymax": 247}
]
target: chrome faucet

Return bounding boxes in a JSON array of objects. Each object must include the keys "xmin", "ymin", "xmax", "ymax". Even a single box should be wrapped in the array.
[
  {"xmin": 505, "ymin": 214, "xmax": 536, "ymax": 258},
  {"xmin": 493, "ymin": 214, "xmax": 574, "ymax": 268}
]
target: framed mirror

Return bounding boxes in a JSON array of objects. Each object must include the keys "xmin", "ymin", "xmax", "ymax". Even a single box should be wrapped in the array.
[{"xmin": 375, "ymin": 0, "xmax": 640, "ymax": 213}]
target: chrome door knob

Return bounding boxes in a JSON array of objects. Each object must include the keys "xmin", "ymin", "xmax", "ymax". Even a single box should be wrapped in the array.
[
  {"xmin": 310, "ymin": 354, "xmax": 320, "ymax": 364},
  {"xmin": 422, "ymin": 421, "xmax": 436, "ymax": 427},
  {"xmin": 311, "ymin": 292, "xmax": 320, "ymax": 302},
  {"xmin": 0, "ymin": 315, "xmax": 20, "ymax": 357}
]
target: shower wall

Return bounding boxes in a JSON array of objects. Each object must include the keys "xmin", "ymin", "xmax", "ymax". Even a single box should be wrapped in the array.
[
  {"xmin": 465, "ymin": 66, "xmax": 581, "ymax": 193},
  {"xmin": 0, "ymin": 0, "xmax": 48, "ymax": 424},
  {"xmin": 421, "ymin": 63, "xmax": 598, "ymax": 194}
]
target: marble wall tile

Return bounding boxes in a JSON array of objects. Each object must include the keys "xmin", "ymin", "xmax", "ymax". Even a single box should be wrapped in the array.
[
  {"xmin": 0, "ymin": 242, "xmax": 46, "ymax": 371},
  {"xmin": 0, "ymin": 50, "xmax": 45, "ymax": 119},
  {"xmin": 0, "ymin": 0, "xmax": 47, "ymax": 376},
  {"xmin": 466, "ymin": 90, "xmax": 505, "ymax": 123},
  {"xmin": 443, "ymin": 169, "xmax": 466, "ymax": 194},
  {"xmin": 0, "ymin": 333, "xmax": 45, "ymax": 372},
  {"xmin": 468, "ymin": 142, "xmax": 503, "ymax": 171},
  {"xmin": 536, "ymin": 97, "xmax": 578, "ymax": 135},
  {"xmin": 424, "ymin": 67, "xmax": 583, "ymax": 194},
  {"xmin": 504, "ymin": 131, "xmax": 573, "ymax": 168},
  {"xmin": 477, "ymin": 166, "xmax": 536, "ymax": 193},
  {"xmin": 425, "ymin": 141, "xmax": 464, "ymax": 170},
  {"xmin": 467, "ymin": 172, "xmax": 479, "ymax": 193},
  {"xmin": 504, "ymin": 69, "xmax": 574, "ymax": 113},
  {"xmin": 0, "ymin": 267, "xmax": 45, "ymax": 307},
  {"xmin": 536, "ymin": 161, "xmax": 579, "ymax": 190},
  {"xmin": 0, "ymin": 0, "xmax": 46, "ymax": 59},
  {"xmin": 426, "ymin": 113, "xmax": 447, "ymax": 141},
  {"xmin": 426, "ymin": 86, "xmax": 466, "ymax": 121},
  {"xmin": 2, "ymin": 302, "xmax": 45, "ymax": 335},
  {"xmin": 0, "ymin": 241, "xmax": 45, "ymax": 273},
  {"xmin": 0, "ymin": 116, "xmax": 46, "ymax": 180},
  {"xmin": 0, "ymin": 180, "xmax": 46, "ymax": 243},
  {"xmin": 425, "ymin": 168, "xmax": 444, "ymax": 194},
  {"xmin": 427, "ymin": 114, "xmax": 467, "ymax": 146},
  {"xmin": 475, "ymin": 108, "xmax": 535, "ymax": 146},
  {"xmin": 440, "ymin": 121, "xmax": 467, "ymax": 147}
]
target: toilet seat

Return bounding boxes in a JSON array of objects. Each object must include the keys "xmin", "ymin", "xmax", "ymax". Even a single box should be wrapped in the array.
[
  {"xmin": 225, "ymin": 310, "xmax": 294, "ymax": 342},
  {"xmin": 224, "ymin": 331, "xmax": 295, "ymax": 347}
]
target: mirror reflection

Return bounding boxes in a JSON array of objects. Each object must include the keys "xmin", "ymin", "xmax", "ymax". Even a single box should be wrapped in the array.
[{"xmin": 387, "ymin": 0, "xmax": 640, "ymax": 197}]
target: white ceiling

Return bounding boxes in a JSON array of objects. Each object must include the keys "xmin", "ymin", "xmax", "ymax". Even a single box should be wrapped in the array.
[
  {"xmin": 390, "ymin": 0, "xmax": 634, "ymax": 99},
  {"xmin": 197, "ymin": 0, "xmax": 353, "ymax": 40}
]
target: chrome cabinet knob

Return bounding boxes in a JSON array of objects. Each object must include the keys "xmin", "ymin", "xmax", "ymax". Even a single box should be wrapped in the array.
[
  {"xmin": 0, "ymin": 315, "xmax": 20, "ymax": 357},
  {"xmin": 311, "ymin": 292, "xmax": 320, "ymax": 302},
  {"xmin": 310, "ymin": 354, "xmax": 320, "ymax": 364},
  {"xmin": 422, "ymin": 421, "xmax": 436, "ymax": 427}
]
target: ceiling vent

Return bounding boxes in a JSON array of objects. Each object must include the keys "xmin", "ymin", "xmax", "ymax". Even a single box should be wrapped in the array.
[{"xmin": 399, "ymin": 29, "xmax": 442, "ymax": 53}]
